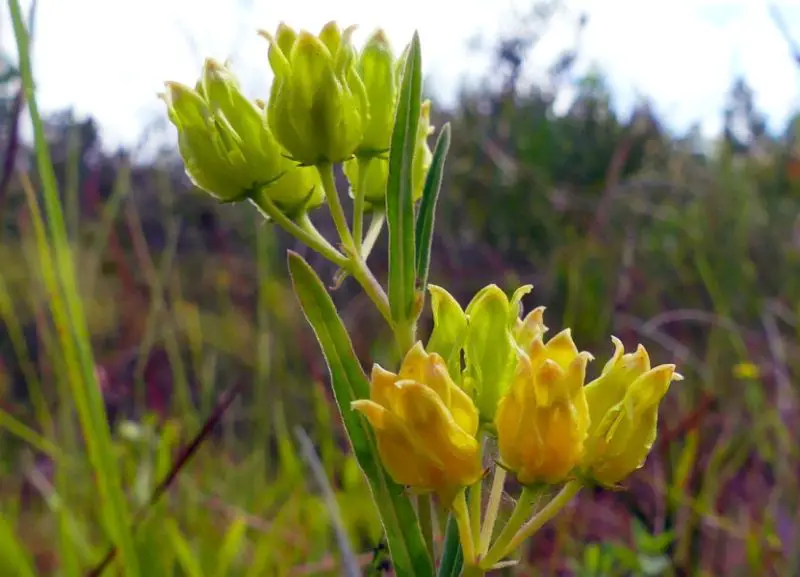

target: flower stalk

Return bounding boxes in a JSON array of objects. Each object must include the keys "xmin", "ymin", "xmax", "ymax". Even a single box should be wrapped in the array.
[
  {"xmin": 478, "ymin": 466, "xmax": 507, "ymax": 556},
  {"xmin": 501, "ymin": 481, "xmax": 581, "ymax": 564},
  {"xmin": 317, "ymin": 162, "xmax": 356, "ymax": 252},
  {"xmin": 479, "ymin": 484, "xmax": 542, "ymax": 569}
]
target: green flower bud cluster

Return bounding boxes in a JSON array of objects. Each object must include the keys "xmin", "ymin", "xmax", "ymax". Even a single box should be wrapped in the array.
[
  {"xmin": 161, "ymin": 21, "xmax": 434, "ymax": 219},
  {"xmin": 161, "ymin": 59, "xmax": 323, "ymax": 216}
]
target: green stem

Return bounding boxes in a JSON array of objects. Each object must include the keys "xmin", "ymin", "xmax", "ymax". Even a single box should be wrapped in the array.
[
  {"xmin": 481, "ymin": 481, "xmax": 581, "ymax": 568},
  {"xmin": 418, "ymin": 494, "xmax": 435, "ymax": 564},
  {"xmin": 478, "ymin": 466, "xmax": 507, "ymax": 556},
  {"xmin": 479, "ymin": 484, "xmax": 541, "ymax": 569},
  {"xmin": 362, "ymin": 211, "xmax": 386, "ymax": 262},
  {"xmin": 249, "ymin": 194, "xmax": 347, "ymax": 268},
  {"xmin": 461, "ymin": 564, "xmax": 485, "ymax": 577},
  {"xmin": 394, "ymin": 319, "xmax": 417, "ymax": 356},
  {"xmin": 468, "ymin": 480, "xmax": 482, "ymax": 550},
  {"xmin": 502, "ymin": 480, "xmax": 581, "ymax": 559},
  {"xmin": 352, "ymin": 157, "xmax": 371, "ymax": 254},
  {"xmin": 317, "ymin": 162, "xmax": 356, "ymax": 252},
  {"xmin": 348, "ymin": 257, "xmax": 393, "ymax": 325},
  {"xmin": 452, "ymin": 490, "xmax": 476, "ymax": 565}
]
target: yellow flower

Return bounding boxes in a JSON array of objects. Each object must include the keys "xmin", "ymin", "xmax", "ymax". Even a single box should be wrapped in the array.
[
  {"xmin": 582, "ymin": 337, "xmax": 683, "ymax": 485},
  {"xmin": 495, "ymin": 329, "xmax": 593, "ymax": 485},
  {"xmin": 733, "ymin": 361, "xmax": 760, "ymax": 380},
  {"xmin": 351, "ymin": 342, "xmax": 483, "ymax": 501},
  {"xmin": 513, "ymin": 304, "xmax": 548, "ymax": 351}
]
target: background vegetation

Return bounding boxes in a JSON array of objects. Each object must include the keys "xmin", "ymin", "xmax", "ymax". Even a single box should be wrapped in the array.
[{"xmin": 1, "ymin": 2, "xmax": 799, "ymax": 575}]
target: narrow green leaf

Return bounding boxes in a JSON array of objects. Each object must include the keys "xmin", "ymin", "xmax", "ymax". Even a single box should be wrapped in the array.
[
  {"xmin": 437, "ymin": 513, "xmax": 464, "ymax": 577},
  {"xmin": 213, "ymin": 516, "xmax": 248, "ymax": 577},
  {"xmin": 386, "ymin": 32, "xmax": 422, "ymax": 324},
  {"xmin": 414, "ymin": 123, "xmax": 451, "ymax": 295},
  {"xmin": 0, "ymin": 513, "xmax": 37, "ymax": 577},
  {"xmin": 295, "ymin": 426, "xmax": 360, "ymax": 577},
  {"xmin": 10, "ymin": 2, "xmax": 139, "ymax": 574},
  {"xmin": 165, "ymin": 521, "xmax": 204, "ymax": 577},
  {"xmin": 288, "ymin": 251, "xmax": 434, "ymax": 577}
]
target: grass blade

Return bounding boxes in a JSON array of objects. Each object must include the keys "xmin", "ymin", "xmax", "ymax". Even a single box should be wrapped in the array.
[
  {"xmin": 0, "ymin": 512, "xmax": 38, "ymax": 577},
  {"xmin": 165, "ymin": 521, "xmax": 204, "ymax": 577},
  {"xmin": 295, "ymin": 426, "xmax": 360, "ymax": 577},
  {"xmin": 9, "ymin": 3, "xmax": 139, "ymax": 574},
  {"xmin": 213, "ymin": 516, "xmax": 248, "ymax": 577},
  {"xmin": 386, "ymin": 32, "xmax": 423, "ymax": 325},
  {"xmin": 414, "ymin": 123, "xmax": 451, "ymax": 297},
  {"xmin": 287, "ymin": 251, "xmax": 434, "ymax": 577}
]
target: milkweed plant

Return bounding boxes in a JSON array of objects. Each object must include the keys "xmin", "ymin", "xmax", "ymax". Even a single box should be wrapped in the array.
[{"xmin": 161, "ymin": 22, "xmax": 683, "ymax": 576}]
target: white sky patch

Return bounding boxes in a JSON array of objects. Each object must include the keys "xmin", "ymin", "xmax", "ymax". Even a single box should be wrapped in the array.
[{"xmin": 0, "ymin": 0, "xmax": 799, "ymax": 150}]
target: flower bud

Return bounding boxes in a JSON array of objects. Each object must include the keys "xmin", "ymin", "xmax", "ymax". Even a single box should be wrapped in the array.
[
  {"xmin": 351, "ymin": 342, "xmax": 483, "ymax": 502},
  {"xmin": 343, "ymin": 101, "xmax": 432, "ymax": 209},
  {"xmin": 495, "ymin": 329, "xmax": 593, "ymax": 485},
  {"xmin": 426, "ymin": 284, "xmax": 468, "ymax": 380},
  {"xmin": 343, "ymin": 31, "xmax": 434, "ymax": 209},
  {"xmin": 261, "ymin": 22, "xmax": 369, "ymax": 165},
  {"xmin": 582, "ymin": 337, "xmax": 683, "ymax": 485},
  {"xmin": 358, "ymin": 29, "xmax": 397, "ymax": 153},
  {"xmin": 462, "ymin": 284, "xmax": 533, "ymax": 423},
  {"xmin": 161, "ymin": 59, "xmax": 323, "ymax": 214}
]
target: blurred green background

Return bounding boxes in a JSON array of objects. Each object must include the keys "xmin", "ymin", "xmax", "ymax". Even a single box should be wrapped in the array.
[{"xmin": 1, "ymin": 1, "xmax": 800, "ymax": 575}]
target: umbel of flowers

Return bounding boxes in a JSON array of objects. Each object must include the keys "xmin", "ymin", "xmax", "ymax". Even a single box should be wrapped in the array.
[{"xmin": 162, "ymin": 21, "xmax": 682, "ymax": 576}]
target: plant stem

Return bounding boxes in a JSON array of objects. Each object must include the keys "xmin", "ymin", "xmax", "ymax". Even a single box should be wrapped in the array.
[
  {"xmin": 418, "ymin": 494, "xmax": 435, "ymax": 564},
  {"xmin": 362, "ymin": 211, "xmax": 386, "ymax": 262},
  {"xmin": 479, "ymin": 467, "xmax": 507, "ymax": 556},
  {"xmin": 460, "ymin": 563, "xmax": 485, "ymax": 577},
  {"xmin": 394, "ymin": 319, "xmax": 417, "ymax": 356},
  {"xmin": 348, "ymin": 256, "xmax": 393, "ymax": 325},
  {"xmin": 249, "ymin": 194, "xmax": 348, "ymax": 268},
  {"xmin": 479, "ymin": 484, "xmax": 541, "ymax": 569},
  {"xmin": 468, "ymin": 480, "xmax": 482, "ymax": 551},
  {"xmin": 317, "ymin": 162, "xmax": 356, "ymax": 252},
  {"xmin": 501, "ymin": 480, "xmax": 581, "ymax": 559},
  {"xmin": 452, "ymin": 490, "xmax": 476, "ymax": 565},
  {"xmin": 352, "ymin": 157, "xmax": 371, "ymax": 254}
]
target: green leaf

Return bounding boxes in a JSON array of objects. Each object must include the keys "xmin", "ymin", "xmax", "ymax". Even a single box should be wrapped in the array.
[
  {"xmin": 426, "ymin": 284, "xmax": 467, "ymax": 379},
  {"xmin": 386, "ymin": 32, "xmax": 422, "ymax": 324},
  {"xmin": 287, "ymin": 251, "xmax": 434, "ymax": 577},
  {"xmin": 0, "ymin": 513, "xmax": 37, "ymax": 577},
  {"xmin": 414, "ymin": 123, "xmax": 451, "ymax": 296},
  {"xmin": 165, "ymin": 520, "xmax": 205, "ymax": 577},
  {"xmin": 436, "ymin": 513, "xmax": 464, "ymax": 577},
  {"xmin": 214, "ymin": 516, "xmax": 248, "ymax": 577}
]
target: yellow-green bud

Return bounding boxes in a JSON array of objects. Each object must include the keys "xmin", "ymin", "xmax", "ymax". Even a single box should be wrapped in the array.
[
  {"xmin": 162, "ymin": 59, "xmax": 323, "ymax": 214},
  {"xmin": 344, "ymin": 99, "xmax": 434, "ymax": 209},
  {"xmin": 359, "ymin": 29, "xmax": 397, "ymax": 153},
  {"xmin": 463, "ymin": 284, "xmax": 533, "ymax": 423},
  {"xmin": 261, "ymin": 22, "xmax": 369, "ymax": 165}
]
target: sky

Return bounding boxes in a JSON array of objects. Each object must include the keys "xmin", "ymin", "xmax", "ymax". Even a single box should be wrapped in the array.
[{"xmin": 1, "ymin": 0, "xmax": 800, "ymax": 153}]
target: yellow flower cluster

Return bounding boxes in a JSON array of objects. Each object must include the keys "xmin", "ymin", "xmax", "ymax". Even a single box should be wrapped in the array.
[{"xmin": 354, "ymin": 285, "xmax": 683, "ymax": 502}]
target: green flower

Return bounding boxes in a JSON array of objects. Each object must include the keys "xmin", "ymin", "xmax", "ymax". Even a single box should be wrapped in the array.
[
  {"xmin": 261, "ymin": 21, "xmax": 369, "ymax": 165},
  {"xmin": 161, "ymin": 59, "xmax": 322, "ymax": 215}
]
